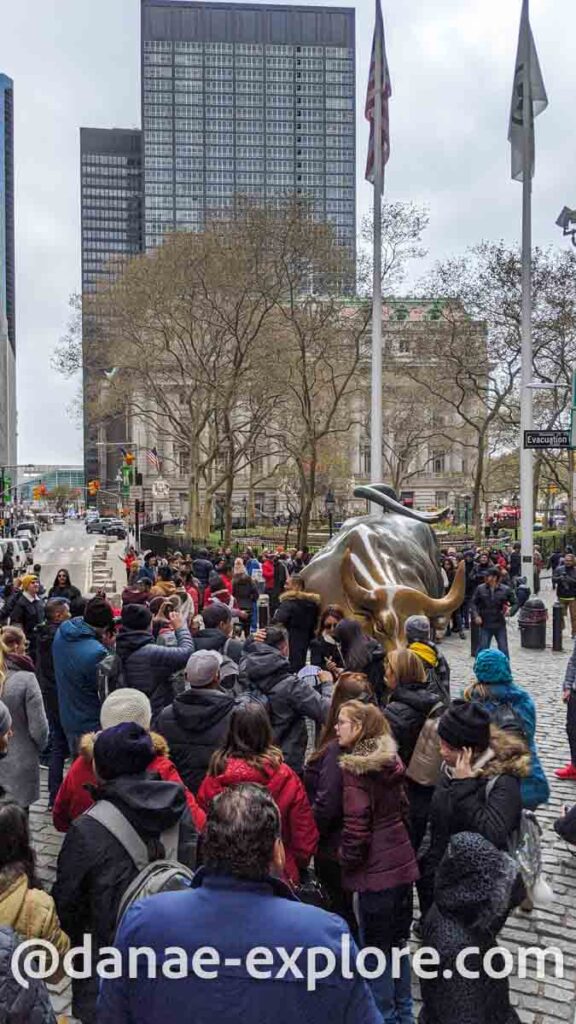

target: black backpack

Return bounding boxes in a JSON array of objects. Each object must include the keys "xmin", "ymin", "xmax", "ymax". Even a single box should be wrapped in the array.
[{"xmin": 97, "ymin": 653, "xmax": 126, "ymax": 704}]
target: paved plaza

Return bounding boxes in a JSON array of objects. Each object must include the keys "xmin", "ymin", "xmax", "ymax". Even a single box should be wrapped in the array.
[{"xmin": 31, "ymin": 578, "xmax": 576, "ymax": 1023}]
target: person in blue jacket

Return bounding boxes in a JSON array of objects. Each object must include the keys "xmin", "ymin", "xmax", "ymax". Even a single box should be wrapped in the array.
[
  {"xmin": 98, "ymin": 783, "xmax": 380, "ymax": 1024},
  {"xmin": 52, "ymin": 596, "xmax": 115, "ymax": 756},
  {"xmin": 465, "ymin": 647, "xmax": 550, "ymax": 810}
]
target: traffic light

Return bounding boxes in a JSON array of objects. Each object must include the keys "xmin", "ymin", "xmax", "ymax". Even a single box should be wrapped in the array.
[
  {"xmin": 3, "ymin": 475, "xmax": 11, "ymax": 503},
  {"xmin": 33, "ymin": 486, "xmax": 41, "ymax": 501},
  {"xmin": 39, "ymin": 483, "xmax": 47, "ymax": 497},
  {"xmin": 124, "ymin": 452, "xmax": 135, "ymax": 467},
  {"xmin": 87, "ymin": 480, "xmax": 101, "ymax": 497}
]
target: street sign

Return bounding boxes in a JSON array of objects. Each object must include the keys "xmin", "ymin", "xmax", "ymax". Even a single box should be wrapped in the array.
[{"xmin": 524, "ymin": 430, "xmax": 571, "ymax": 449}]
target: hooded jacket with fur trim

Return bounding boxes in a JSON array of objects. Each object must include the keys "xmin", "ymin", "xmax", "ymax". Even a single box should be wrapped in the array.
[
  {"xmin": 0, "ymin": 869, "xmax": 70, "ymax": 983},
  {"xmin": 52, "ymin": 731, "xmax": 205, "ymax": 833},
  {"xmin": 339, "ymin": 734, "xmax": 419, "ymax": 893},
  {"xmin": 273, "ymin": 590, "xmax": 321, "ymax": 672}
]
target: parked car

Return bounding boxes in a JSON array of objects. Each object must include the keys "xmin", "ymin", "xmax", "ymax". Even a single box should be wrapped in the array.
[
  {"xmin": 18, "ymin": 538, "xmax": 34, "ymax": 565},
  {"xmin": 104, "ymin": 522, "xmax": 127, "ymax": 539},
  {"xmin": 16, "ymin": 520, "xmax": 39, "ymax": 539}
]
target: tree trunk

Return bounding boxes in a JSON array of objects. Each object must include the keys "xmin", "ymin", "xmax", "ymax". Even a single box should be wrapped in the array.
[
  {"xmin": 472, "ymin": 435, "xmax": 486, "ymax": 544},
  {"xmin": 298, "ymin": 453, "xmax": 317, "ymax": 549},
  {"xmin": 223, "ymin": 470, "xmax": 234, "ymax": 548}
]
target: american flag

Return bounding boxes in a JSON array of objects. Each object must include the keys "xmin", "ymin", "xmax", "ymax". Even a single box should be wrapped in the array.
[
  {"xmin": 144, "ymin": 447, "xmax": 162, "ymax": 472},
  {"xmin": 365, "ymin": 0, "xmax": 392, "ymax": 192}
]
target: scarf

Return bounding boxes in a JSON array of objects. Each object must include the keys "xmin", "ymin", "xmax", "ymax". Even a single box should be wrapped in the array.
[
  {"xmin": 408, "ymin": 641, "xmax": 438, "ymax": 668},
  {"xmin": 6, "ymin": 653, "xmax": 35, "ymax": 673}
]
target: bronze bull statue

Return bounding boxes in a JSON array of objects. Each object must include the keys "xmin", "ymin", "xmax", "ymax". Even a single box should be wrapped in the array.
[{"xmin": 301, "ymin": 484, "xmax": 465, "ymax": 651}]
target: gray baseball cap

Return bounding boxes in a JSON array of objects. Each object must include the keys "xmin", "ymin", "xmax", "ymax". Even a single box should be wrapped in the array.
[{"xmin": 185, "ymin": 650, "xmax": 223, "ymax": 688}]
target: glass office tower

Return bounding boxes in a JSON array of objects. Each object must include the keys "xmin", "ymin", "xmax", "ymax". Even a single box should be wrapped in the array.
[{"xmin": 141, "ymin": 1, "xmax": 356, "ymax": 265}]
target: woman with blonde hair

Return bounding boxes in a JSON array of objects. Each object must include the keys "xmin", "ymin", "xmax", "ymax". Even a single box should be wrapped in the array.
[
  {"xmin": 337, "ymin": 699, "xmax": 418, "ymax": 1023},
  {"xmin": 304, "ymin": 672, "xmax": 373, "ymax": 930},
  {"xmin": 0, "ymin": 626, "xmax": 48, "ymax": 811},
  {"xmin": 198, "ymin": 701, "xmax": 318, "ymax": 885}
]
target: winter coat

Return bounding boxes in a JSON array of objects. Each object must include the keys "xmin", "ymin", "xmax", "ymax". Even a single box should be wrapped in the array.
[
  {"xmin": 419, "ymin": 832, "xmax": 521, "ymax": 1024},
  {"xmin": 114, "ymin": 625, "xmax": 194, "ymax": 723},
  {"xmin": 273, "ymin": 591, "xmax": 321, "ymax": 672},
  {"xmin": 158, "ymin": 686, "xmax": 237, "ymax": 793},
  {"xmin": 52, "ymin": 731, "xmax": 206, "ymax": 833},
  {"xmin": 34, "ymin": 620, "xmax": 60, "ymax": 718},
  {"xmin": 232, "ymin": 574, "xmax": 259, "ymax": 615},
  {"xmin": 554, "ymin": 564, "xmax": 576, "ymax": 599},
  {"xmin": 343, "ymin": 637, "xmax": 386, "ymax": 705},
  {"xmin": 262, "ymin": 558, "xmax": 275, "ymax": 590},
  {"xmin": 339, "ymin": 734, "xmax": 419, "ymax": 893},
  {"xmin": 0, "ymin": 925, "xmax": 59, "ymax": 1024},
  {"xmin": 98, "ymin": 871, "xmax": 381, "ymax": 1024},
  {"xmin": 47, "ymin": 583, "xmax": 81, "ymax": 604},
  {"xmin": 309, "ymin": 633, "xmax": 344, "ymax": 672},
  {"xmin": 9, "ymin": 594, "xmax": 45, "ymax": 658},
  {"xmin": 198, "ymin": 756, "xmax": 318, "ymax": 883},
  {"xmin": 0, "ymin": 869, "xmax": 69, "ymax": 982},
  {"xmin": 238, "ymin": 641, "xmax": 332, "ymax": 774},
  {"xmin": 384, "ymin": 682, "xmax": 444, "ymax": 768},
  {"xmin": 420, "ymin": 730, "xmax": 529, "ymax": 880},
  {"xmin": 53, "ymin": 617, "xmax": 108, "ymax": 738},
  {"xmin": 0, "ymin": 660, "xmax": 49, "ymax": 807},
  {"xmin": 407, "ymin": 641, "xmax": 451, "ymax": 703},
  {"xmin": 471, "ymin": 583, "xmax": 517, "ymax": 630},
  {"xmin": 466, "ymin": 681, "xmax": 550, "ymax": 810},
  {"xmin": 53, "ymin": 774, "xmax": 197, "ymax": 951},
  {"xmin": 193, "ymin": 628, "xmax": 243, "ymax": 664},
  {"xmin": 303, "ymin": 739, "xmax": 344, "ymax": 859}
]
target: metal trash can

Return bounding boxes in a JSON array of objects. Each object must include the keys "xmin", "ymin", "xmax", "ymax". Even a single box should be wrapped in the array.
[{"xmin": 518, "ymin": 598, "xmax": 547, "ymax": 650}]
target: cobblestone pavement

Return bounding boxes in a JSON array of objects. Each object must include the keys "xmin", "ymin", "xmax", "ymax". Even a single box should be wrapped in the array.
[{"xmin": 31, "ymin": 579, "xmax": 576, "ymax": 1022}]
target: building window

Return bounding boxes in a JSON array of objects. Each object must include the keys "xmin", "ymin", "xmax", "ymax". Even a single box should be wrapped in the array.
[
  {"xmin": 435, "ymin": 491, "xmax": 449, "ymax": 507},
  {"xmin": 432, "ymin": 451, "xmax": 446, "ymax": 475}
]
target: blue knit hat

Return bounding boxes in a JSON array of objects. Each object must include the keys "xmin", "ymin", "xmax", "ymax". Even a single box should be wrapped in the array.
[
  {"xmin": 93, "ymin": 722, "xmax": 155, "ymax": 781},
  {"xmin": 474, "ymin": 648, "xmax": 513, "ymax": 685}
]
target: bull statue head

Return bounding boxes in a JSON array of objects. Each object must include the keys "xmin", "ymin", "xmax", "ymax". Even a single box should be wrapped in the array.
[{"xmin": 301, "ymin": 484, "xmax": 465, "ymax": 652}]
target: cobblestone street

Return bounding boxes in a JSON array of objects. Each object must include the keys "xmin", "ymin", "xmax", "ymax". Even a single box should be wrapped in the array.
[{"xmin": 31, "ymin": 579, "xmax": 576, "ymax": 1023}]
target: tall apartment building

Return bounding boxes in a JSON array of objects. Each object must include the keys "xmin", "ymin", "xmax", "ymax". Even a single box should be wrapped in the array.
[
  {"xmin": 140, "ymin": 0, "xmax": 356, "ymax": 262},
  {"xmin": 80, "ymin": 128, "xmax": 143, "ymax": 487},
  {"xmin": 0, "ymin": 74, "xmax": 16, "ymax": 469}
]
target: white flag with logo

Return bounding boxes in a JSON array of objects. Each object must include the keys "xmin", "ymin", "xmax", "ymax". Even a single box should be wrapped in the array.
[{"xmin": 508, "ymin": 0, "xmax": 548, "ymax": 181}]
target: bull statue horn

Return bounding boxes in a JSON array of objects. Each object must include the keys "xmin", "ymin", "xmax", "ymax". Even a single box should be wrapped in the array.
[
  {"xmin": 341, "ymin": 549, "xmax": 387, "ymax": 613},
  {"xmin": 354, "ymin": 484, "xmax": 450, "ymax": 525},
  {"xmin": 394, "ymin": 559, "xmax": 466, "ymax": 621}
]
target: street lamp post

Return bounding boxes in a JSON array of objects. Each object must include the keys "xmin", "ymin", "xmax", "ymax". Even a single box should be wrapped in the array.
[
  {"xmin": 512, "ymin": 492, "xmax": 519, "ymax": 541},
  {"xmin": 463, "ymin": 494, "xmax": 471, "ymax": 534},
  {"xmin": 325, "ymin": 488, "xmax": 336, "ymax": 540}
]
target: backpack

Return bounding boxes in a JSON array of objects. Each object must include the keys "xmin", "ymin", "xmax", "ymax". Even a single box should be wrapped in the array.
[
  {"xmin": 97, "ymin": 653, "xmax": 126, "ymax": 704},
  {"xmin": 406, "ymin": 701, "xmax": 445, "ymax": 787},
  {"xmin": 87, "ymin": 800, "xmax": 195, "ymax": 928},
  {"xmin": 489, "ymin": 701, "xmax": 528, "ymax": 742},
  {"xmin": 485, "ymin": 778, "xmax": 542, "ymax": 892}
]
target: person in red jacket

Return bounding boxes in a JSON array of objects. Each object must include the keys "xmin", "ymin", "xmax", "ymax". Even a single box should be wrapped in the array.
[
  {"xmin": 336, "ymin": 699, "xmax": 418, "ymax": 1024},
  {"xmin": 197, "ymin": 701, "xmax": 318, "ymax": 885},
  {"xmin": 52, "ymin": 688, "xmax": 205, "ymax": 834}
]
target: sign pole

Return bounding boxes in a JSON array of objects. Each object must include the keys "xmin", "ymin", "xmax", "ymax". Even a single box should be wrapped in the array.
[{"xmin": 519, "ymin": 0, "xmax": 534, "ymax": 592}]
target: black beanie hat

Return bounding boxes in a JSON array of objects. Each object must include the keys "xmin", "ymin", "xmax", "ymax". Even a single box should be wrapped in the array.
[
  {"xmin": 84, "ymin": 597, "xmax": 115, "ymax": 631},
  {"xmin": 121, "ymin": 603, "xmax": 153, "ymax": 631},
  {"xmin": 437, "ymin": 700, "xmax": 491, "ymax": 751},
  {"xmin": 93, "ymin": 722, "xmax": 155, "ymax": 781}
]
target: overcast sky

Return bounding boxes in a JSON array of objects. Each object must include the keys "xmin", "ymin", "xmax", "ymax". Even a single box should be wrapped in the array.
[{"xmin": 1, "ymin": 0, "xmax": 573, "ymax": 464}]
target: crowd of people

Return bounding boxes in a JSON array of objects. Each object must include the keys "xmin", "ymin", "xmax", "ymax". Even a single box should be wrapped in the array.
[{"xmin": 0, "ymin": 534, "xmax": 573, "ymax": 1024}]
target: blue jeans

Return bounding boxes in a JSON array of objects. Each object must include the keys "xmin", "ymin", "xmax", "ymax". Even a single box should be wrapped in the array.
[
  {"xmin": 357, "ymin": 887, "xmax": 414, "ymax": 1024},
  {"xmin": 479, "ymin": 624, "xmax": 509, "ymax": 658},
  {"xmin": 47, "ymin": 710, "xmax": 69, "ymax": 806}
]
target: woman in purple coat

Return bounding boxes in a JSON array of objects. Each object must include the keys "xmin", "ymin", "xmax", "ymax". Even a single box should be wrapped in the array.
[
  {"xmin": 336, "ymin": 700, "xmax": 419, "ymax": 1024},
  {"xmin": 303, "ymin": 672, "xmax": 373, "ymax": 933}
]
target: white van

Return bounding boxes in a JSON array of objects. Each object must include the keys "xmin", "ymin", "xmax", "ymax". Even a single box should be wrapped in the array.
[{"xmin": 0, "ymin": 539, "xmax": 26, "ymax": 572}]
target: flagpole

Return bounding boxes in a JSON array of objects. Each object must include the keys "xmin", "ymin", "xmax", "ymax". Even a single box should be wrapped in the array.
[
  {"xmin": 370, "ymin": 3, "xmax": 383, "ymax": 499},
  {"xmin": 519, "ymin": 0, "xmax": 534, "ymax": 592}
]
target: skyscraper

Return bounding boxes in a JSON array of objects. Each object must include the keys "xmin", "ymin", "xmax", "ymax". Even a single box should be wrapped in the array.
[
  {"xmin": 0, "ymin": 74, "xmax": 16, "ymax": 468},
  {"xmin": 141, "ymin": 0, "xmax": 356, "ymax": 263},
  {"xmin": 80, "ymin": 128, "xmax": 143, "ymax": 487}
]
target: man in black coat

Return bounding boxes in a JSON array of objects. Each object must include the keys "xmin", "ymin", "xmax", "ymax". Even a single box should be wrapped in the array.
[
  {"xmin": 35, "ymin": 597, "xmax": 71, "ymax": 807},
  {"xmin": 471, "ymin": 567, "xmax": 517, "ymax": 658},
  {"xmin": 114, "ymin": 604, "xmax": 194, "ymax": 723},
  {"xmin": 238, "ymin": 625, "xmax": 332, "ymax": 774},
  {"xmin": 53, "ymin": 722, "xmax": 197, "ymax": 1024},
  {"xmin": 273, "ymin": 575, "xmax": 321, "ymax": 672},
  {"xmin": 157, "ymin": 649, "xmax": 236, "ymax": 793},
  {"xmin": 193, "ymin": 604, "xmax": 243, "ymax": 662}
]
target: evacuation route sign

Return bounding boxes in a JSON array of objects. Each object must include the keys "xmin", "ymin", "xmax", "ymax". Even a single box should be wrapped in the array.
[{"xmin": 523, "ymin": 431, "xmax": 570, "ymax": 449}]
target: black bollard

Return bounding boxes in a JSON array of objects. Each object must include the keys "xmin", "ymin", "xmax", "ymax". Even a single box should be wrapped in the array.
[
  {"xmin": 257, "ymin": 594, "xmax": 270, "ymax": 630},
  {"xmin": 552, "ymin": 602, "xmax": 563, "ymax": 652},
  {"xmin": 470, "ymin": 619, "xmax": 480, "ymax": 658}
]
